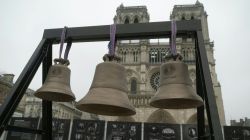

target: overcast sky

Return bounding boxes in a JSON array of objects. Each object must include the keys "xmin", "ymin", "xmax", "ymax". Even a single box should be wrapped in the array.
[{"xmin": 0, "ymin": 0, "xmax": 249, "ymax": 125}]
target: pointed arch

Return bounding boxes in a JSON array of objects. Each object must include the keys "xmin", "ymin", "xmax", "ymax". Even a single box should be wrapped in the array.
[
  {"xmin": 130, "ymin": 78, "xmax": 137, "ymax": 94},
  {"xmin": 186, "ymin": 113, "xmax": 208, "ymax": 124},
  {"xmin": 147, "ymin": 109, "xmax": 176, "ymax": 123},
  {"xmin": 182, "ymin": 14, "xmax": 186, "ymax": 20},
  {"xmin": 116, "ymin": 116, "xmax": 135, "ymax": 122},
  {"xmin": 124, "ymin": 17, "xmax": 130, "ymax": 24},
  {"xmin": 134, "ymin": 17, "xmax": 139, "ymax": 23}
]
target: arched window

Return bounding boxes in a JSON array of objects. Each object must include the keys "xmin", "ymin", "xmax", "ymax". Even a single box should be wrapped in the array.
[
  {"xmin": 134, "ymin": 18, "xmax": 139, "ymax": 23},
  {"xmin": 130, "ymin": 79, "xmax": 137, "ymax": 94},
  {"xmin": 121, "ymin": 50, "xmax": 127, "ymax": 63},
  {"xmin": 181, "ymin": 47, "xmax": 195, "ymax": 63},
  {"xmin": 122, "ymin": 51, "xmax": 127, "ymax": 63},
  {"xmin": 182, "ymin": 48, "xmax": 187, "ymax": 60},
  {"xmin": 133, "ymin": 51, "xmax": 138, "ymax": 62},
  {"xmin": 124, "ymin": 18, "xmax": 129, "ymax": 24},
  {"xmin": 149, "ymin": 48, "xmax": 170, "ymax": 64},
  {"xmin": 182, "ymin": 16, "xmax": 185, "ymax": 20},
  {"xmin": 147, "ymin": 109, "xmax": 176, "ymax": 123},
  {"xmin": 150, "ymin": 72, "xmax": 160, "ymax": 91}
]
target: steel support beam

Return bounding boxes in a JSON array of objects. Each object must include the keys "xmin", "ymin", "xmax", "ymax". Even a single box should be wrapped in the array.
[
  {"xmin": 42, "ymin": 42, "xmax": 53, "ymax": 140},
  {"xmin": 196, "ymin": 40, "xmax": 206, "ymax": 140},
  {"xmin": 196, "ymin": 31, "xmax": 224, "ymax": 140},
  {"xmin": 0, "ymin": 39, "xmax": 48, "ymax": 135},
  {"xmin": 42, "ymin": 20, "xmax": 201, "ymax": 43}
]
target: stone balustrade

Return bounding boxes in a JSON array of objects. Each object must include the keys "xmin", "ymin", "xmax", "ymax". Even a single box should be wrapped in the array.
[{"xmin": 128, "ymin": 94, "xmax": 154, "ymax": 107}]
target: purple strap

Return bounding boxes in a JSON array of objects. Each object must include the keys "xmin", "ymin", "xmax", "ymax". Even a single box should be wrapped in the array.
[
  {"xmin": 108, "ymin": 24, "xmax": 116, "ymax": 55},
  {"xmin": 59, "ymin": 27, "xmax": 67, "ymax": 59},
  {"xmin": 59, "ymin": 26, "xmax": 72, "ymax": 60},
  {"xmin": 171, "ymin": 20, "xmax": 177, "ymax": 55},
  {"xmin": 64, "ymin": 40, "xmax": 72, "ymax": 60}
]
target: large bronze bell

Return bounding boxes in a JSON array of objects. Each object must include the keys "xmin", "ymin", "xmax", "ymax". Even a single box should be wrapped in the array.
[
  {"xmin": 76, "ymin": 54, "xmax": 136, "ymax": 116},
  {"xmin": 34, "ymin": 59, "xmax": 75, "ymax": 102},
  {"xmin": 150, "ymin": 54, "xmax": 203, "ymax": 109}
]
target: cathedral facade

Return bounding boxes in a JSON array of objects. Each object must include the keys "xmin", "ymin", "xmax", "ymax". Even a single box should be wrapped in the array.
[
  {"xmin": 0, "ymin": 2, "xmax": 226, "ymax": 126},
  {"xmin": 108, "ymin": 2, "xmax": 226, "ymax": 125}
]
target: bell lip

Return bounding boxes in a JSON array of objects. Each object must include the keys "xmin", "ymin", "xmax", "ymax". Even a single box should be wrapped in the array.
[
  {"xmin": 98, "ymin": 61, "xmax": 124, "ymax": 67},
  {"xmin": 150, "ymin": 98, "xmax": 204, "ymax": 109},
  {"xmin": 34, "ymin": 91, "xmax": 76, "ymax": 102},
  {"xmin": 162, "ymin": 60, "xmax": 187, "ymax": 66},
  {"xmin": 76, "ymin": 87, "xmax": 136, "ymax": 116},
  {"xmin": 76, "ymin": 103, "xmax": 136, "ymax": 116},
  {"xmin": 150, "ymin": 84, "xmax": 203, "ymax": 109}
]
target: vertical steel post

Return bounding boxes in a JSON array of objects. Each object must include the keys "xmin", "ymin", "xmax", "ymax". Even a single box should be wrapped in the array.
[
  {"xmin": 42, "ymin": 42, "xmax": 53, "ymax": 140},
  {"xmin": 196, "ymin": 38, "xmax": 206, "ymax": 139},
  {"xmin": 196, "ymin": 31, "xmax": 224, "ymax": 140}
]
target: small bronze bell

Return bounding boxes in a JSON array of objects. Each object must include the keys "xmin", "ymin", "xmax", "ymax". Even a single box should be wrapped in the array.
[
  {"xmin": 34, "ymin": 58, "xmax": 75, "ymax": 102},
  {"xmin": 76, "ymin": 54, "xmax": 136, "ymax": 116},
  {"xmin": 150, "ymin": 54, "xmax": 203, "ymax": 109}
]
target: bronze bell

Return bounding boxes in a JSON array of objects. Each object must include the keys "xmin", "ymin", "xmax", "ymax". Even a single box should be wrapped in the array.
[
  {"xmin": 34, "ymin": 58, "xmax": 75, "ymax": 102},
  {"xmin": 76, "ymin": 54, "xmax": 136, "ymax": 116},
  {"xmin": 150, "ymin": 54, "xmax": 203, "ymax": 109}
]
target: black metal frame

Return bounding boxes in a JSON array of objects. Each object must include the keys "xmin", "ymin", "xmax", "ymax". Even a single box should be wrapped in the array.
[{"xmin": 0, "ymin": 20, "xmax": 223, "ymax": 140}]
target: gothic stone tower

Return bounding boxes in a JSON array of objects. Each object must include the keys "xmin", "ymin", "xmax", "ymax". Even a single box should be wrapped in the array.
[
  {"xmin": 170, "ymin": 1, "xmax": 226, "ymax": 125},
  {"xmin": 110, "ymin": 2, "xmax": 225, "ymax": 125},
  {"xmin": 0, "ymin": 74, "xmax": 26, "ymax": 117}
]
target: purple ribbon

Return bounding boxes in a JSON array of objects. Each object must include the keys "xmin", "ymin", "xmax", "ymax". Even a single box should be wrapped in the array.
[
  {"xmin": 59, "ymin": 26, "xmax": 72, "ymax": 60},
  {"xmin": 108, "ymin": 24, "xmax": 117, "ymax": 55},
  {"xmin": 59, "ymin": 27, "xmax": 67, "ymax": 59},
  {"xmin": 64, "ymin": 40, "xmax": 72, "ymax": 60},
  {"xmin": 171, "ymin": 20, "xmax": 177, "ymax": 55}
]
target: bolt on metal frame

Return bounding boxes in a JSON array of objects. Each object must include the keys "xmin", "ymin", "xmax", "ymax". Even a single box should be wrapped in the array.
[{"xmin": 0, "ymin": 20, "xmax": 223, "ymax": 140}]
